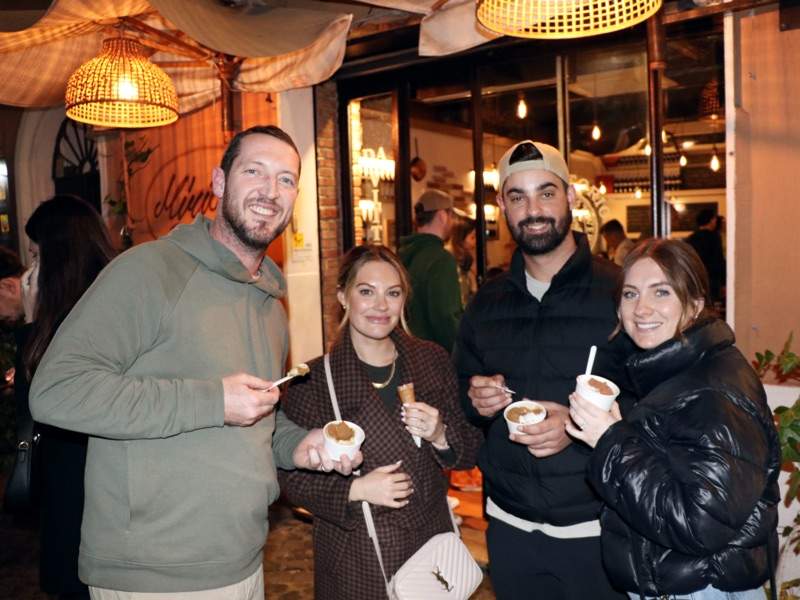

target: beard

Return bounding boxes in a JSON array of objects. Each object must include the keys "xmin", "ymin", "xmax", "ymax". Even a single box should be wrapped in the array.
[
  {"xmin": 507, "ymin": 208, "xmax": 573, "ymax": 256},
  {"xmin": 221, "ymin": 188, "xmax": 288, "ymax": 251}
]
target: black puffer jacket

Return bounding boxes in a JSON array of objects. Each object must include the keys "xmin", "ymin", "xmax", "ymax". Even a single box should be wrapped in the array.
[
  {"xmin": 588, "ymin": 319, "xmax": 780, "ymax": 595},
  {"xmin": 454, "ymin": 232, "xmax": 633, "ymax": 525}
]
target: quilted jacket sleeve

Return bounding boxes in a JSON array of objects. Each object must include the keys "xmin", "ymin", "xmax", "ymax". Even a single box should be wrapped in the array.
[{"xmin": 278, "ymin": 365, "xmax": 360, "ymax": 530}]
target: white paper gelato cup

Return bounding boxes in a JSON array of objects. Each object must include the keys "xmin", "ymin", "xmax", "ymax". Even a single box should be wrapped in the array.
[
  {"xmin": 575, "ymin": 374, "xmax": 620, "ymax": 411},
  {"xmin": 504, "ymin": 399, "xmax": 547, "ymax": 435},
  {"xmin": 322, "ymin": 420, "xmax": 365, "ymax": 461}
]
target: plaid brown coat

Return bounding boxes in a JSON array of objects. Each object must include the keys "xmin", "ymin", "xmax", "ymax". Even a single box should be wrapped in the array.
[{"xmin": 279, "ymin": 329, "xmax": 482, "ymax": 600}]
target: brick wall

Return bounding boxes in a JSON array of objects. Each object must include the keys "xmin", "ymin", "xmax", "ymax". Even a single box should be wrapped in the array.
[{"xmin": 314, "ymin": 81, "xmax": 343, "ymax": 348}]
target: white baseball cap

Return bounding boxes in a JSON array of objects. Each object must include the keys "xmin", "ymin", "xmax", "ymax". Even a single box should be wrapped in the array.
[{"xmin": 497, "ymin": 140, "xmax": 570, "ymax": 191}]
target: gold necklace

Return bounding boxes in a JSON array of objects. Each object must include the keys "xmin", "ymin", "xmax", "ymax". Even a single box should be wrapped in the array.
[{"xmin": 371, "ymin": 351, "xmax": 397, "ymax": 389}]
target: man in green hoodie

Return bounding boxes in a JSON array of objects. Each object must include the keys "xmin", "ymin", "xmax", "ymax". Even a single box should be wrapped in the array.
[
  {"xmin": 398, "ymin": 188, "xmax": 463, "ymax": 352},
  {"xmin": 29, "ymin": 126, "xmax": 359, "ymax": 600}
]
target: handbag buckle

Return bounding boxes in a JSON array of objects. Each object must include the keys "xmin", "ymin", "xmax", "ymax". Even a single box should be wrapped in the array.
[{"xmin": 432, "ymin": 567, "xmax": 453, "ymax": 592}]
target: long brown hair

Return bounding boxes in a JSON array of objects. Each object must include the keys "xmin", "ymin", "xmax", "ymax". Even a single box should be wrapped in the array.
[
  {"xmin": 611, "ymin": 238, "xmax": 713, "ymax": 339},
  {"xmin": 336, "ymin": 244, "xmax": 412, "ymax": 336},
  {"xmin": 23, "ymin": 195, "xmax": 116, "ymax": 377}
]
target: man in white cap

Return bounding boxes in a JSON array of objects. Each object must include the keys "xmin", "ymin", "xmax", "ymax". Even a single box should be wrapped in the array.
[
  {"xmin": 398, "ymin": 188, "xmax": 462, "ymax": 352},
  {"xmin": 453, "ymin": 141, "xmax": 630, "ymax": 599}
]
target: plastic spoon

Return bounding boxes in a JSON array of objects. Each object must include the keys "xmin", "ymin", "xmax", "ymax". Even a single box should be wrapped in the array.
[
  {"xmin": 585, "ymin": 345, "xmax": 597, "ymax": 376},
  {"xmin": 267, "ymin": 363, "xmax": 310, "ymax": 390}
]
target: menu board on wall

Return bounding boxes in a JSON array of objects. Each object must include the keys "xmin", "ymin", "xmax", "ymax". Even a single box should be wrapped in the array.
[{"xmin": 626, "ymin": 202, "xmax": 719, "ymax": 235}]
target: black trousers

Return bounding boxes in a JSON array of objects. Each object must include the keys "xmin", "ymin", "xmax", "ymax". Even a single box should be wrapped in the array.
[{"xmin": 487, "ymin": 517, "xmax": 626, "ymax": 600}]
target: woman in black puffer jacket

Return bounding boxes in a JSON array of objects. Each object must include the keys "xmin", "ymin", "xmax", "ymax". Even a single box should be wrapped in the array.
[{"xmin": 567, "ymin": 238, "xmax": 780, "ymax": 600}]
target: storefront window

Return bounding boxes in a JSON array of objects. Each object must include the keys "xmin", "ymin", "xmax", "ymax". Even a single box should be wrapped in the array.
[
  {"xmin": 567, "ymin": 43, "xmax": 651, "ymax": 254},
  {"xmin": 337, "ymin": 21, "xmax": 725, "ymax": 309},
  {"xmin": 479, "ymin": 56, "xmax": 559, "ymax": 272},
  {"xmin": 348, "ymin": 94, "xmax": 396, "ymax": 247}
]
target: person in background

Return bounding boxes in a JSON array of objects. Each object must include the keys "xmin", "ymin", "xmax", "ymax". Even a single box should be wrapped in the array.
[
  {"xmin": 0, "ymin": 246, "xmax": 25, "ymax": 324},
  {"xmin": 599, "ymin": 219, "xmax": 634, "ymax": 266},
  {"xmin": 22, "ymin": 195, "xmax": 117, "ymax": 600},
  {"xmin": 398, "ymin": 189, "xmax": 463, "ymax": 352},
  {"xmin": 279, "ymin": 244, "xmax": 482, "ymax": 600},
  {"xmin": 448, "ymin": 214, "xmax": 478, "ymax": 308},
  {"xmin": 454, "ymin": 140, "xmax": 630, "ymax": 600},
  {"xmin": 29, "ymin": 126, "xmax": 359, "ymax": 600},
  {"xmin": 686, "ymin": 208, "xmax": 725, "ymax": 305},
  {"xmin": 568, "ymin": 238, "xmax": 779, "ymax": 600}
]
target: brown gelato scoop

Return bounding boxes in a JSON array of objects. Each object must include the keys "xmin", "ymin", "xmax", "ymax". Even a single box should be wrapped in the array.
[
  {"xmin": 325, "ymin": 421, "xmax": 355, "ymax": 444},
  {"xmin": 588, "ymin": 377, "xmax": 614, "ymax": 395},
  {"xmin": 507, "ymin": 405, "xmax": 544, "ymax": 423},
  {"xmin": 397, "ymin": 382, "xmax": 416, "ymax": 405}
]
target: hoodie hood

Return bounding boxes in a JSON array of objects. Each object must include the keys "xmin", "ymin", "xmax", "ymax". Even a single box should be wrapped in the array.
[
  {"xmin": 397, "ymin": 232, "xmax": 443, "ymax": 264},
  {"xmin": 165, "ymin": 216, "xmax": 286, "ymax": 299}
]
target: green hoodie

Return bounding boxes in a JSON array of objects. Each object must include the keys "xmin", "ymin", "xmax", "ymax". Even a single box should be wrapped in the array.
[
  {"xmin": 29, "ymin": 216, "xmax": 307, "ymax": 592},
  {"xmin": 398, "ymin": 232, "xmax": 463, "ymax": 353}
]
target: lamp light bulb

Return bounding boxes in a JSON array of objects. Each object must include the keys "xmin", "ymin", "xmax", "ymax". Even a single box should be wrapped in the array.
[
  {"xmin": 116, "ymin": 77, "xmax": 139, "ymax": 101},
  {"xmin": 710, "ymin": 153, "xmax": 721, "ymax": 172},
  {"xmin": 598, "ymin": 182, "xmax": 607, "ymax": 195},
  {"xmin": 516, "ymin": 97, "xmax": 527, "ymax": 120},
  {"xmin": 644, "ymin": 143, "xmax": 652, "ymax": 156},
  {"xmin": 679, "ymin": 154, "xmax": 688, "ymax": 167},
  {"xmin": 591, "ymin": 124, "xmax": 601, "ymax": 141}
]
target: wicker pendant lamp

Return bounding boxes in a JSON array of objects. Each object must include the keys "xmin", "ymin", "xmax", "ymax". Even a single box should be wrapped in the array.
[
  {"xmin": 476, "ymin": 0, "xmax": 662, "ymax": 40},
  {"xmin": 65, "ymin": 37, "xmax": 179, "ymax": 129}
]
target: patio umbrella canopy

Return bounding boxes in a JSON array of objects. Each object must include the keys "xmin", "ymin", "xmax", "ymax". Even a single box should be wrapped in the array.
[{"xmin": 0, "ymin": 0, "xmax": 359, "ymax": 115}]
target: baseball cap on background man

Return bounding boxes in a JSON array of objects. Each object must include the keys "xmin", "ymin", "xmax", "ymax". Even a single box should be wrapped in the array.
[
  {"xmin": 497, "ymin": 140, "xmax": 571, "ymax": 192},
  {"xmin": 415, "ymin": 188, "xmax": 454, "ymax": 213}
]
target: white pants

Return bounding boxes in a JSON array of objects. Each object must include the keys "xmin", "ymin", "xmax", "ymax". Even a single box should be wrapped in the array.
[{"xmin": 89, "ymin": 566, "xmax": 264, "ymax": 600}]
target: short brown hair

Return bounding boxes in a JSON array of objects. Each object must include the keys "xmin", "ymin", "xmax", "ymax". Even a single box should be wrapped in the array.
[
  {"xmin": 337, "ymin": 244, "xmax": 411, "ymax": 335},
  {"xmin": 220, "ymin": 125, "xmax": 301, "ymax": 179},
  {"xmin": 612, "ymin": 238, "xmax": 713, "ymax": 338}
]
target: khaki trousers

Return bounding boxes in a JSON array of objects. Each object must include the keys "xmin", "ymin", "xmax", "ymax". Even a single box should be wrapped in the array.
[{"xmin": 89, "ymin": 567, "xmax": 264, "ymax": 600}]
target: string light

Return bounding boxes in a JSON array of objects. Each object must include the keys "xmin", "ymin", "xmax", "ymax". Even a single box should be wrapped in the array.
[
  {"xmin": 709, "ymin": 146, "xmax": 721, "ymax": 172},
  {"xmin": 517, "ymin": 94, "xmax": 528, "ymax": 120}
]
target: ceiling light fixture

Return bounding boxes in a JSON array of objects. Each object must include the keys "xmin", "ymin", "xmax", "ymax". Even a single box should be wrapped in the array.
[
  {"xmin": 590, "ymin": 73, "xmax": 601, "ymax": 141},
  {"xmin": 516, "ymin": 94, "xmax": 528, "ymax": 119},
  {"xmin": 65, "ymin": 36, "xmax": 179, "ymax": 128},
  {"xmin": 476, "ymin": 0, "xmax": 662, "ymax": 40},
  {"xmin": 698, "ymin": 78, "xmax": 723, "ymax": 122},
  {"xmin": 709, "ymin": 146, "xmax": 721, "ymax": 172}
]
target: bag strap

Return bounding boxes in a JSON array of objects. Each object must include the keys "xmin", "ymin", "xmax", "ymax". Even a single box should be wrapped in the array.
[
  {"xmin": 323, "ymin": 353, "xmax": 342, "ymax": 422},
  {"xmin": 362, "ymin": 500, "xmax": 393, "ymax": 594}
]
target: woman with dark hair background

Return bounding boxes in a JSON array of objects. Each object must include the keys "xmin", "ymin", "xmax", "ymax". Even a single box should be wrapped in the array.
[
  {"xmin": 448, "ymin": 214, "xmax": 477, "ymax": 307},
  {"xmin": 24, "ymin": 195, "xmax": 116, "ymax": 600}
]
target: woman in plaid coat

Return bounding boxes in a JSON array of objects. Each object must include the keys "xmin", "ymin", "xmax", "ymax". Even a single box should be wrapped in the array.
[{"xmin": 279, "ymin": 244, "xmax": 482, "ymax": 599}]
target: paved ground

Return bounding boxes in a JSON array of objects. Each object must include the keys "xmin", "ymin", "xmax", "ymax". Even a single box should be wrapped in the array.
[{"xmin": 1, "ymin": 475, "xmax": 495, "ymax": 600}]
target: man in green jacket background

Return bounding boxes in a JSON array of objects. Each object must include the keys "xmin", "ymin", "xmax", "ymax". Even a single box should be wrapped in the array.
[
  {"xmin": 398, "ymin": 189, "xmax": 463, "ymax": 352},
  {"xmin": 29, "ymin": 126, "xmax": 359, "ymax": 600}
]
